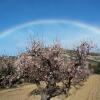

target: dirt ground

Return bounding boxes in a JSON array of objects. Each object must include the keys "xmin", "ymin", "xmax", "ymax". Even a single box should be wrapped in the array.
[
  {"xmin": 68, "ymin": 75, "xmax": 100, "ymax": 100},
  {"xmin": 0, "ymin": 75, "xmax": 100, "ymax": 100}
]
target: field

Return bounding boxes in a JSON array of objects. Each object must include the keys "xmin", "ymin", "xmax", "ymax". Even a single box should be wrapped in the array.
[{"xmin": 0, "ymin": 74, "xmax": 100, "ymax": 100}]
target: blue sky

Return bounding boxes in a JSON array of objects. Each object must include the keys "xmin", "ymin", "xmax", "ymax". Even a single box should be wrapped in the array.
[
  {"xmin": 0, "ymin": 0, "xmax": 100, "ymax": 31},
  {"xmin": 0, "ymin": 0, "xmax": 100, "ymax": 55}
]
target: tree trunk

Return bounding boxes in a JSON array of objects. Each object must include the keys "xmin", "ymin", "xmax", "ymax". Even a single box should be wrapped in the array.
[{"xmin": 40, "ymin": 88, "xmax": 51, "ymax": 100}]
